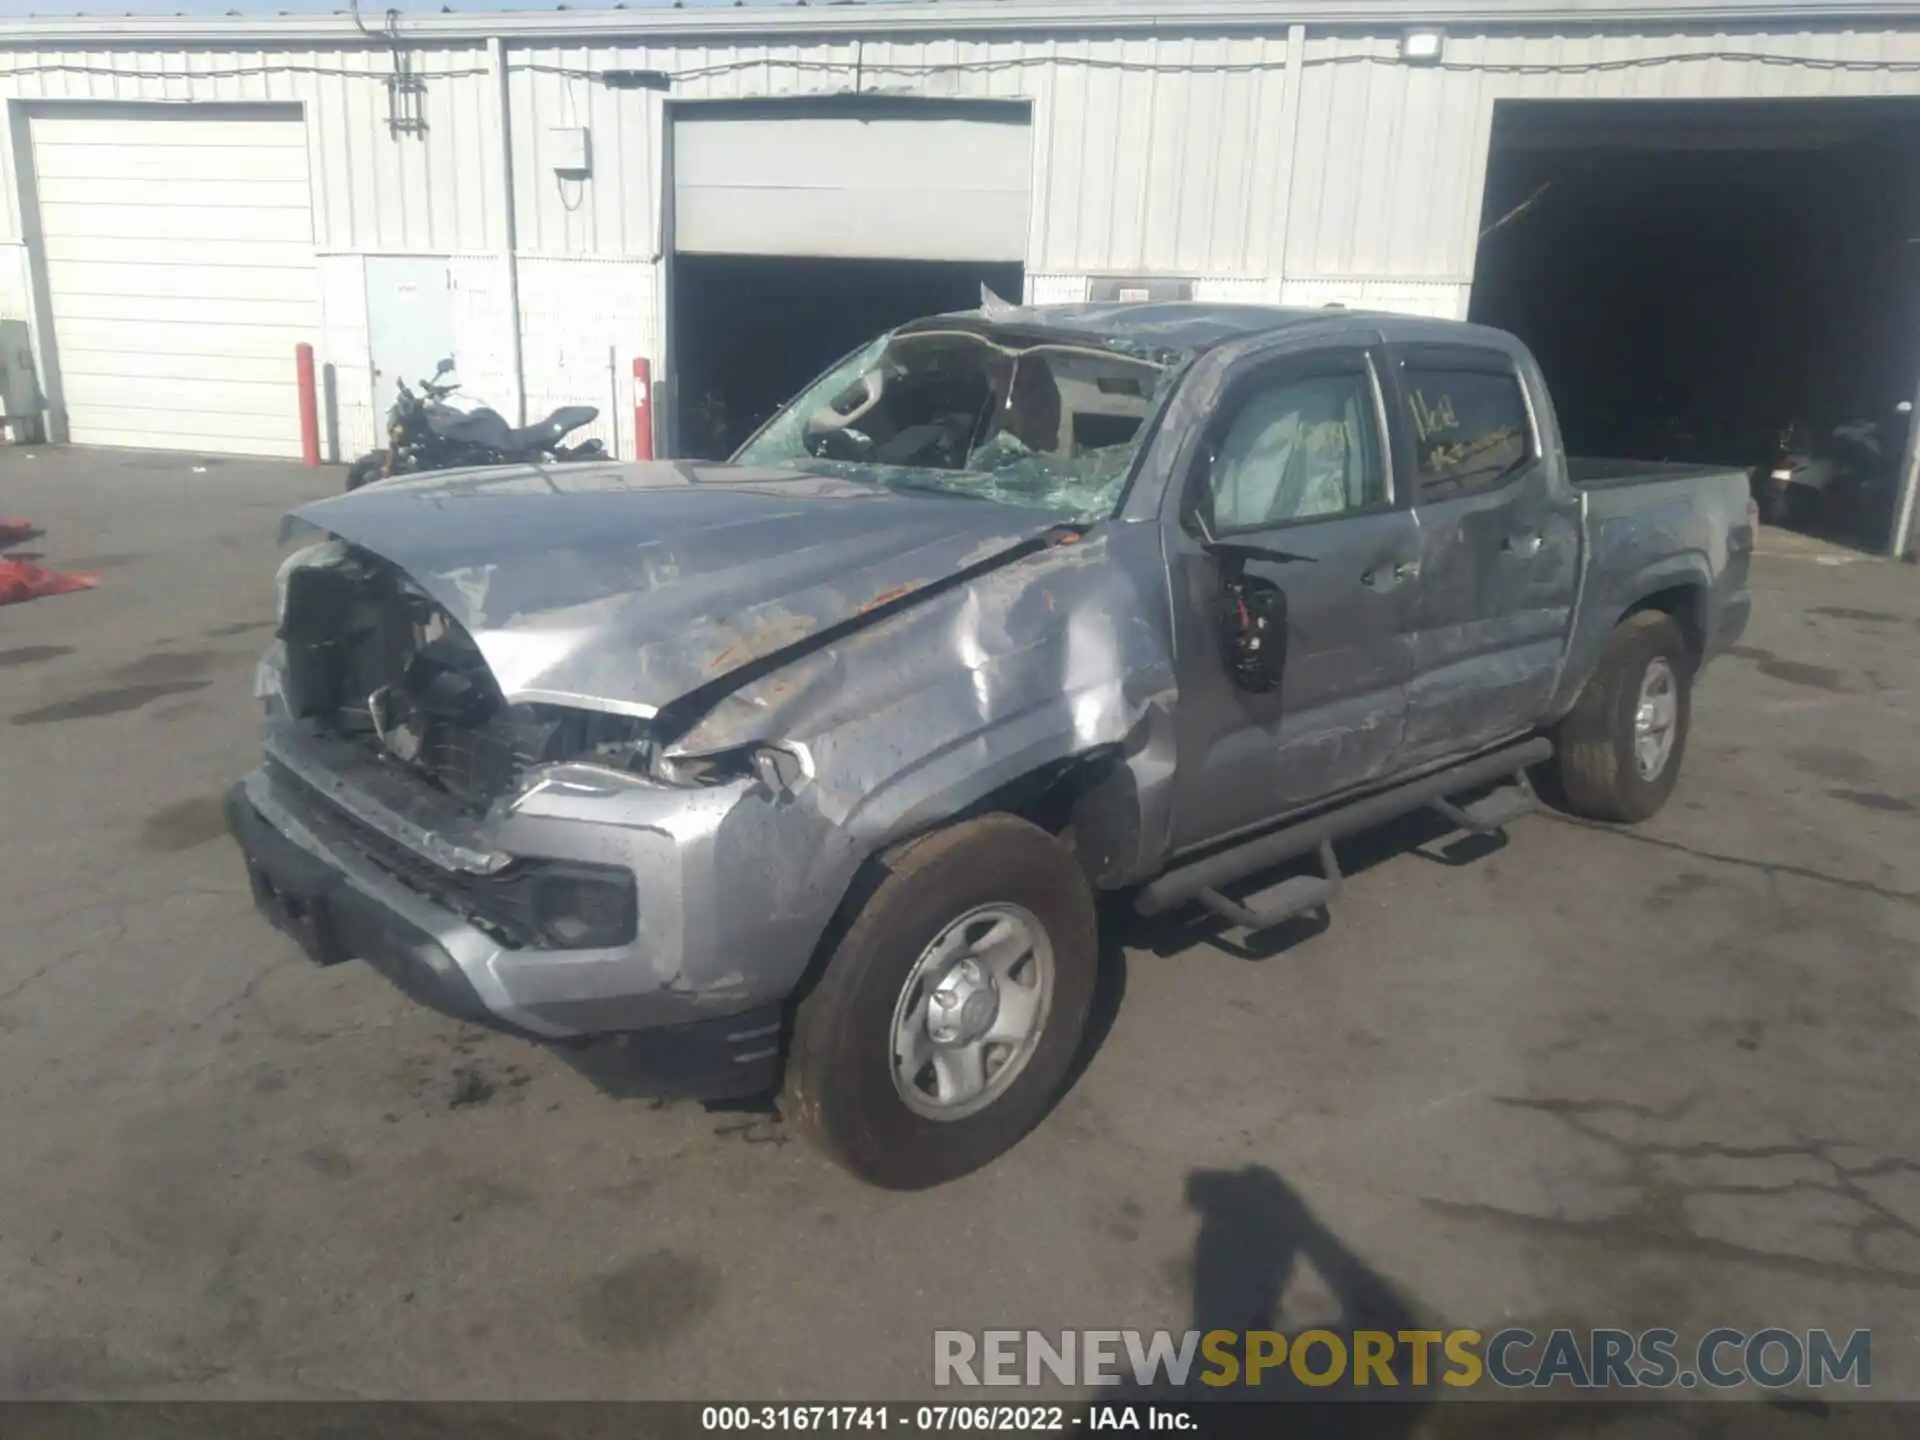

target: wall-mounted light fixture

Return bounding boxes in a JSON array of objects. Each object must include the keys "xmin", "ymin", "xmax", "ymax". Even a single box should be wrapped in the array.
[
  {"xmin": 601, "ymin": 69, "xmax": 673, "ymax": 91},
  {"xmin": 1400, "ymin": 28, "xmax": 1445, "ymax": 65}
]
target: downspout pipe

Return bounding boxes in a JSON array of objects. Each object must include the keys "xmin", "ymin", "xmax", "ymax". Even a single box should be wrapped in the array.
[{"xmin": 490, "ymin": 35, "xmax": 527, "ymax": 427}]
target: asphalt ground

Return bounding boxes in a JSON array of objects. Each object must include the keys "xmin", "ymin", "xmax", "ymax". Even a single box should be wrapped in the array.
[{"xmin": 1, "ymin": 446, "xmax": 1916, "ymax": 1430}]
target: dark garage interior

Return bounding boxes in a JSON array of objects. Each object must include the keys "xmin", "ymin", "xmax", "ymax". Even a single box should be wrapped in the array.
[
  {"xmin": 669, "ymin": 254, "xmax": 1025, "ymax": 459},
  {"xmin": 1469, "ymin": 97, "xmax": 1920, "ymax": 549}
]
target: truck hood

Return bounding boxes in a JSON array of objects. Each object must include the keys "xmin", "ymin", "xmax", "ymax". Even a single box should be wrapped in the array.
[{"xmin": 286, "ymin": 459, "xmax": 1064, "ymax": 718}]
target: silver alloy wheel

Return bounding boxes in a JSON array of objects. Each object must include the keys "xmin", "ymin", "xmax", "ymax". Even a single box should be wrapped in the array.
[
  {"xmin": 1633, "ymin": 656, "xmax": 1679, "ymax": 780},
  {"xmin": 890, "ymin": 902, "xmax": 1054, "ymax": 1122}
]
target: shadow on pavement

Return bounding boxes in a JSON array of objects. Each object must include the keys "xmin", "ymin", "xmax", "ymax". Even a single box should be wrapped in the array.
[{"xmin": 1103, "ymin": 1162, "xmax": 1432, "ymax": 1437}]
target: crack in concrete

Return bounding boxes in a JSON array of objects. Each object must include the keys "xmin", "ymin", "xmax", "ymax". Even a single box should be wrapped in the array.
[
  {"xmin": 0, "ymin": 905, "xmax": 128, "ymax": 1007},
  {"xmin": 1425, "ymin": 1094, "xmax": 1920, "ymax": 1293},
  {"xmin": 1544, "ymin": 813, "xmax": 1920, "ymax": 908}
]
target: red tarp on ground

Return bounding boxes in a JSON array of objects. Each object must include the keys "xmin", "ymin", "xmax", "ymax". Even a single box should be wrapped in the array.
[
  {"xmin": 0, "ymin": 559, "xmax": 97, "ymax": 606},
  {"xmin": 0, "ymin": 519, "xmax": 98, "ymax": 605}
]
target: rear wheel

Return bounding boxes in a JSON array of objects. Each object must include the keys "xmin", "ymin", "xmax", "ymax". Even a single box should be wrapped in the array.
[
  {"xmin": 782, "ymin": 814, "xmax": 1097, "ymax": 1189},
  {"xmin": 1551, "ymin": 610, "xmax": 1692, "ymax": 824}
]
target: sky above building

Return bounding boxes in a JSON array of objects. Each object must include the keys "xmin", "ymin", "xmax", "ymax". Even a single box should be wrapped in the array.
[{"xmin": 0, "ymin": 0, "xmax": 758, "ymax": 16}]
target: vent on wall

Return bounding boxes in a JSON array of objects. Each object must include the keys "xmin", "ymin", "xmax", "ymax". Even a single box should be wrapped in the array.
[{"xmin": 1087, "ymin": 277, "xmax": 1195, "ymax": 303}]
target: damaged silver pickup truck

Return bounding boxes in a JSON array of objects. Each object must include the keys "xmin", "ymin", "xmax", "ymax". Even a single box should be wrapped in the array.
[{"xmin": 226, "ymin": 303, "xmax": 1754, "ymax": 1188}]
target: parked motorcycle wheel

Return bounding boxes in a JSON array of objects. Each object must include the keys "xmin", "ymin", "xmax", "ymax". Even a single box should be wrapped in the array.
[
  {"xmin": 1759, "ymin": 482, "xmax": 1813, "ymax": 529},
  {"xmin": 346, "ymin": 451, "xmax": 387, "ymax": 492}
]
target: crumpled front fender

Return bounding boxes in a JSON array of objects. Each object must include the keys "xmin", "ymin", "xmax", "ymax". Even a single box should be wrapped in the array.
[{"xmin": 664, "ymin": 522, "xmax": 1181, "ymax": 884}]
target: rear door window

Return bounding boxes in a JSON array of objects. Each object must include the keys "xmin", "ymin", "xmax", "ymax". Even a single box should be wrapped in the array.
[{"xmin": 1399, "ymin": 362, "xmax": 1534, "ymax": 501}]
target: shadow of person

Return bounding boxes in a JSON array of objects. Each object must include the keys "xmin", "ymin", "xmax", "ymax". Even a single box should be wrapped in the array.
[{"xmin": 1112, "ymin": 1165, "xmax": 1434, "ymax": 1439}]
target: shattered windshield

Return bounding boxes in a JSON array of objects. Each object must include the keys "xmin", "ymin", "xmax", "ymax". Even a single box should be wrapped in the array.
[{"xmin": 731, "ymin": 325, "xmax": 1185, "ymax": 524}]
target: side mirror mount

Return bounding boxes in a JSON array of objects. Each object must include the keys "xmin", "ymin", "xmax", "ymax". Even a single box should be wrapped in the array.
[
  {"xmin": 1181, "ymin": 437, "xmax": 1225, "ymax": 542},
  {"xmin": 1187, "ymin": 495, "xmax": 1219, "ymax": 547}
]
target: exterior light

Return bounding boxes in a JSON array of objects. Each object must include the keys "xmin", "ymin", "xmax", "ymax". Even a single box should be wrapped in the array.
[
  {"xmin": 601, "ymin": 69, "xmax": 672, "ymax": 91},
  {"xmin": 1401, "ymin": 28, "xmax": 1445, "ymax": 64}
]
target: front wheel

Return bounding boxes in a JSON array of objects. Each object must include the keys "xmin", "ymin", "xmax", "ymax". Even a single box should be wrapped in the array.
[
  {"xmin": 1550, "ymin": 610, "xmax": 1692, "ymax": 824},
  {"xmin": 782, "ymin": 814, "xmax": 1097, "ymax": 1189},
  {"xmin": 345, "ymin": 451, "xmax": 387, "ymax": 491}
]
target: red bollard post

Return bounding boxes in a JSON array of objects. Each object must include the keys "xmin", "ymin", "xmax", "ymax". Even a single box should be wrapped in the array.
[
  {"xmin": 295, "ymin": 342, "xmax": 321, "ymax": 467},
  {"xmin": 632, "ymin": 356, "xmax": 654, "ymax": 461}
]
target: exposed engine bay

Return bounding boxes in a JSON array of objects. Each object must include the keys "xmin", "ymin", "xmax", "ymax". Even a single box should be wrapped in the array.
[{"xmin": 276, "ymin": 546, "xmax": 649, "ymax": 812}]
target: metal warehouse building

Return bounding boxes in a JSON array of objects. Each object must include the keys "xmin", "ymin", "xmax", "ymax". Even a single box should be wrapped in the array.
[{"xmin": 3, "ymin": 0, "xmax": 1920, "ymax": 550}]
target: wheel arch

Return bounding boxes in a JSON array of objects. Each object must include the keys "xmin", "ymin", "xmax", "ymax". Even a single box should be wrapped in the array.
[
  {"xmin": 782, "ymin": 749, "xmax": 1127, "ymax": 1018},
  {"xmin": 1623, "ymin": 580, "xmax": 1709, "ymax": 672}
]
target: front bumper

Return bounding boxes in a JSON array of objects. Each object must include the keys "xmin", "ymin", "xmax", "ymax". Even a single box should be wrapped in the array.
[
  {"xmin": 223, "ymin": 728, "xmax": 856, "ymax": 1097},
  {"xmin": 1717, "ymin": 591, "xmax": 1753, "ymax": 653}
]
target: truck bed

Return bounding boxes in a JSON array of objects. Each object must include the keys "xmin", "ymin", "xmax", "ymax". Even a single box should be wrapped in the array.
[
  {"xmin": 1567, "ymin": 456, "xmax": 1748, "ymax": 490},
  {"xmin": 1551, "ymin": 454, "xmax": 1755, "ymax": 708}
]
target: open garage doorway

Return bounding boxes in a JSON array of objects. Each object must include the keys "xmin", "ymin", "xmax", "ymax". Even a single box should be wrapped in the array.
[
  {"xmin": 671, "ymin": 255, "xmax": 1024, "ymax": 458},
  {"xmin": 1469, "ymin": 98, "xmax": 1920, "ymax": 552},
  {"xmin": 666, "ymin": 95, "xmax": 1033, "ymax": 458}
]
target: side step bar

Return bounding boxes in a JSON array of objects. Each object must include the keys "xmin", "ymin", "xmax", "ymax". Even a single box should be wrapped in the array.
[
  {"xmin": 1136, "ymin": 736, "xmax": 1553, "ymax": 931},
  {"xmin": 1430, "ymin": 768, "xmax": 1540, "ymax": 836}
]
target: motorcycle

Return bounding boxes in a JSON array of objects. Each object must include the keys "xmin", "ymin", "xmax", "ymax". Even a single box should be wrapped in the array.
[
  {"xmin": 346, "ymin": 359, "xmax": 607, "ymax": 491},
  {"xmin": 1753, "ymin": 399, "xmax": 1912, "ymax": 532}
]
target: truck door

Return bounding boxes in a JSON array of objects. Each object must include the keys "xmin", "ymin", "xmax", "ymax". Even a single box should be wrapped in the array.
[
  {"xmin": 1386, "ymin": 343, "xmax": 1582, "ymax": 767},
  {"xmin": 1167, "ymin": 348, "xmax": 1421, "ymax": 851}
]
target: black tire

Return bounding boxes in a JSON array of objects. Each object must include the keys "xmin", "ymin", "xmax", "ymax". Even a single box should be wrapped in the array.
[
  {"xmin": 346, "ymin": 452, "xmax": 386, "ymax": 491},
  {"xmin": 782, "ymin": 813, "xmax": 1097, "ymax": 1189},
  {"xmin": 1776, "ymin": 485, "xmax": 1816, "ymax": 529},
  {"xmin": 1551, "ymin": 610, "xmax": 1692, "ymax": 824}
]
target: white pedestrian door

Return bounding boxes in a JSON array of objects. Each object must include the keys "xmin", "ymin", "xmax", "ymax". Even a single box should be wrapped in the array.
[
  {"xmin": 365, "ymin": 257, "xmax": 456, "ymax": 417},
  {"xmin": 29, "ymin": 104, "xmax": 321, "ymax": 457}
]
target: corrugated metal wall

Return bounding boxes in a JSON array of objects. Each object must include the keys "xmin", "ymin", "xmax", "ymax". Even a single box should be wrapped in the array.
[
  {"xmin": 505, "ymin": 34, "xmax": 1301, "ymax": 275},
  {"xmin": 518, "ymin": 24, "xmax": 1920, "ymax": 292},
  {"xmin": 1, "ymin": 25, "xmax": 1918, "ymax": 278},
  {"xmin": 0, "ymin": 44, "xmax": 503, "ymax": 254},
  {"xmin": 2, "ymin": 19, "xmax": 1920, "ymax": 450},
  {"xmin": 1288, "ymin": 26, "xmax": 1920, "ymax": 293}
]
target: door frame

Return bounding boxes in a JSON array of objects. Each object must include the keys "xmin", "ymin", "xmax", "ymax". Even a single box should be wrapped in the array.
[
  {"xmin": 1161, "ymin": 338, "xmax": 1423, "ymax": 853},
  {"xmin": 1376, "ymin": 335, "xmax": 1579, "ymax": 763},
  {"xmin": 659, "ymin": 92, "xmax": 1035, "ymax": 459},
  {"xmin": 11, "ymin": 99, "xmax": 312, "ymax": 453}
]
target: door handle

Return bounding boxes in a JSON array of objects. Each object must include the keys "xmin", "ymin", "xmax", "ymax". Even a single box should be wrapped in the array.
[{"xmin": 1502, "ymin": 533, "xmax": 1543, "ymax": 558}]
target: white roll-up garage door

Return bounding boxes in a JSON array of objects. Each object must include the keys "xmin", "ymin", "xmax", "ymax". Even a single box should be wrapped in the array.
[
  {"xmin": 30, "ymin": 105, "xmax": 320, "ymax": 456},
  {"xmin": 672, "ymin": 99, "xmax": 1032, "ymax": 262}
]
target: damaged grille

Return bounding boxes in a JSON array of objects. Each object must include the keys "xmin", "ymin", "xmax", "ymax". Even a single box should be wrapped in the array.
[
  {"xmin": 265, "ymin": 756, "xmax": 544, "ymax": 948},
  {"xmin": 265, "ymin": 757, "xmax": 636, "ymax": 953},
  {"xmin": 278, "ymin": 548, "xmax": 645, "ymax": 811}
]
